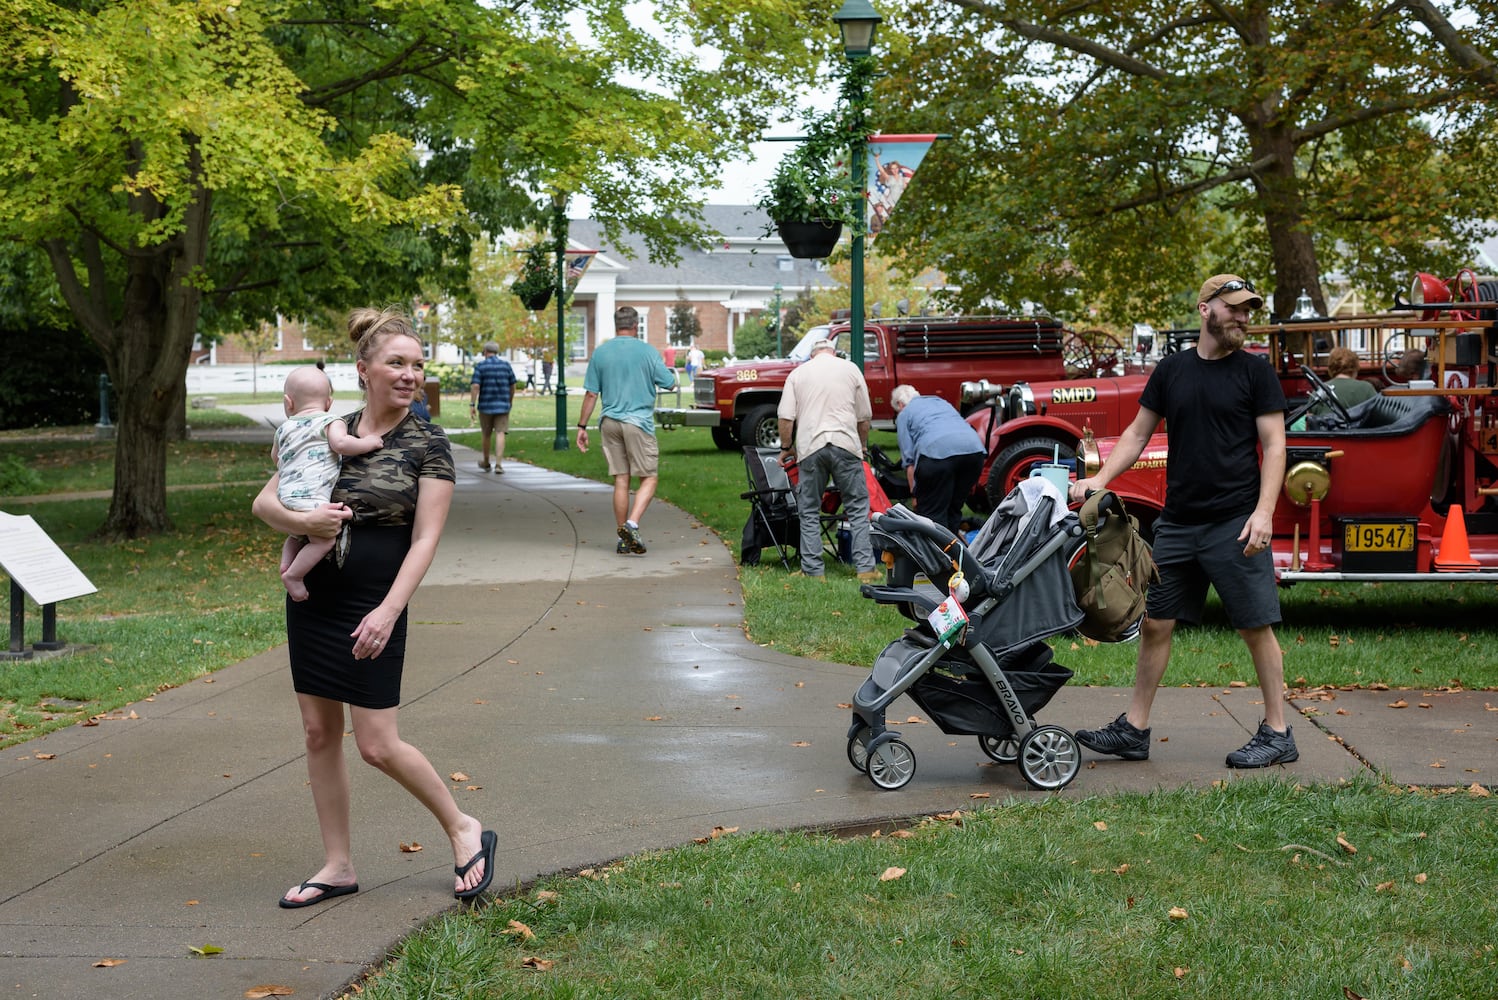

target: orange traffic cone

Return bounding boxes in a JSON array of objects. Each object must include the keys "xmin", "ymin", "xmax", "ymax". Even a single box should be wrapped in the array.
[{"xmin": 1435, "ymin": 506, "xmax": 1479, "ymax": 571}]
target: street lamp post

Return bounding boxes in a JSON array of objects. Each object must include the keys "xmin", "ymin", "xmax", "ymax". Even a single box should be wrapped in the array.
[
  {"xmin": 773, "ymin": 281, "xmax": 784, "ymax": 356},
  {"xmin": 552, "ymin": 195, "xmax": 570, "ymax": 450},
  {"xmin": 832, "ymin": 0, "xmax": 881, "ymax": 373}
]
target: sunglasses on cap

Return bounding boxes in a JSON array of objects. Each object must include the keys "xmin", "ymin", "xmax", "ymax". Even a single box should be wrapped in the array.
[{"xmin": 1204, "ymin": 278, "xmax": 1256, "ymax": 303}]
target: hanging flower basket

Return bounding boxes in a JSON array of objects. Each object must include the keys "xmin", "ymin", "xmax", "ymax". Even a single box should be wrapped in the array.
[
  {"xmin": 516, "ymin": 287, "xmax": 552, "ymax": 311},
  {"xmin": 511, "ymin": 243, "xmax": 555, "ymax": 311},
  {"xmin": 776, "ymin": 219, "xmax": 844, "ymax": 259}
]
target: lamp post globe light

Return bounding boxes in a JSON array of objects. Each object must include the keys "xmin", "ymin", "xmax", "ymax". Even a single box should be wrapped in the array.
[{"xmin": 832, "ymin": 0, "xmax": 881, "ymax": 371}]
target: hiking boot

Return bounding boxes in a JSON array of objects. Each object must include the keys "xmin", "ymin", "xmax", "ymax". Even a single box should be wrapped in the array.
[
  {"xmin": 1075, "ymin": 713, "xmax": 1151, "ymax": 760},
  {"xmin": 618, "ymin": 523, "xmax": 646, "ymax": 554},
  {"xmin": 1226, "ymin": 722, "xmax": 1299, "ymax": 769},
  {"xmin": 616, "ymin": 539, "xmax": 629, "ymax": 555}
]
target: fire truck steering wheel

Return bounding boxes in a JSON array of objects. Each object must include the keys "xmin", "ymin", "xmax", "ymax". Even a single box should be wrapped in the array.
[{"xmin": 1291, "ymin": 364, "xmax": 1352, "ymax": 426}]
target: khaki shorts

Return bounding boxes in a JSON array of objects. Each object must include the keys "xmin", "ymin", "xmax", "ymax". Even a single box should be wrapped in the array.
[
  {"xmin": 600, "ymin": 418, "xmax": 659, "ymax": 478},
  {"xmin": 478, "ymin": 411, "xmax": 511, "ymax": 435}
]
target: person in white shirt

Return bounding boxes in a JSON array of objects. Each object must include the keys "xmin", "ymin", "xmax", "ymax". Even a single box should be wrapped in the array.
[{"xmin": 776, "ymin": 340, "xmax": 880, "ymax": 581}]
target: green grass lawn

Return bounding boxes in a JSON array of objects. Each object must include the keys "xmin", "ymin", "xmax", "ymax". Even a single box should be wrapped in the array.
[{"xmin": 357, "ymin": 780, "xmax": 1497, "ymax": 1000}]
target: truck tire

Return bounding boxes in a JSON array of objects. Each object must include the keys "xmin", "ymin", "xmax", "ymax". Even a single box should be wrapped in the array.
[
  {"xmin": 985, "ymin": 437, "xmax": 1076, "ymax": 510},
  {"xmin": 741, "ymin": 404, "xmax": 782, "ymax": 450},
  {"xmin": 711, "ymin": 423, "xmax": 740, "ymax": 451}
]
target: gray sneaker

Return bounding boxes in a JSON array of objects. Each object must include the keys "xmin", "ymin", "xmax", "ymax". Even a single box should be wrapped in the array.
[
  {"xmin": 1075, "ymin": 713, "xmax": 1150, "ymax": 760},
  {"xmin": 618, "ymin": 523, "xmax": 646, "ymax": 554},
  {"xmin": 1226, "ymin": 722, "xmax": 1298, "ymax": 768}
]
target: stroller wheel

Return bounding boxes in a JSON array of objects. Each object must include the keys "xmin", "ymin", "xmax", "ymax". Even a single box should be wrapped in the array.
[
  {"xmin": 866, "ymin": 739, "xmax": 917, "ymax": 790},
  {"xmin": 1017, "ymin": 725, "xmax": 1081, "ymax": 791},
  {"xmin": 847, "ymin": 725, "xmax": 873, "ymax": 773},
  {"xmin": 978, "ymin": 733, "xmax": 1020, "ymax": 764}
]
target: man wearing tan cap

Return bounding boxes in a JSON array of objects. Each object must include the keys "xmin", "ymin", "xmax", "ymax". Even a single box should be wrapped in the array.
[{"xmin": 1069, "ymin": 274, "xmax": 1296, "ymax": 769}]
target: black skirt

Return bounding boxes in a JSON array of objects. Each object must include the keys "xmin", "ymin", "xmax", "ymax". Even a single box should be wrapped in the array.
[{"xmin": 286, "ymin": 523, "xmax": 412, "ymax": 710}]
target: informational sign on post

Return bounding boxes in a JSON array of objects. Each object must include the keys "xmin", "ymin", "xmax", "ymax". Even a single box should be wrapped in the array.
[{"xmin": 0, "ymin": 512, "xmax": 97, "ymax": 606}]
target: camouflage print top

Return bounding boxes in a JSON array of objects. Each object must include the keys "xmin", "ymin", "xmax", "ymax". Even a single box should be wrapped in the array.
[{"xmin": 331, "ymin": 410, "xmax": 455, "ymax": 526}]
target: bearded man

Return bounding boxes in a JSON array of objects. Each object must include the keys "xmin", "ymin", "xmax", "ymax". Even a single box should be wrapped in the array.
[{"xmin": 1069, "ymin": 274, "xmax": 1297, "ymax": 769}]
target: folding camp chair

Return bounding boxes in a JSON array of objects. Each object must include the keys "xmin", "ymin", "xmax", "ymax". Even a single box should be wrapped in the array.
[{"xmin": 740, "ymin": 446, "xmax": 802, "ymax": 568}]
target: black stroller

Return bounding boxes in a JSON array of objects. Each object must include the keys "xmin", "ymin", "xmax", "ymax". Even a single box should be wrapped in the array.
[{"xmin": 849, "ymin": 479, "xmax": 1087, "ymax": 791}]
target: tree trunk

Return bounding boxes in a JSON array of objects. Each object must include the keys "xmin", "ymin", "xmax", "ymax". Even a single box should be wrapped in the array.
[
  {"xmin": 45, "ymin": 144, "xmax": 213, "ymax": 539},
  {"xmin": 1244, "ymin": 126, "xmax": 1325, "ymax": 319}
]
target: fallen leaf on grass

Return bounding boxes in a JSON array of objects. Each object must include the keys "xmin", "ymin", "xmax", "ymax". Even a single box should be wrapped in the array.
[
  {"xmin": 1094, "ymin": 821, "xmax": 1108, "ymax": 831},
  {"xmin": 1469, "ymin": 782, "xmax": 1491, "ymax": 798},
  {"xmin": 889, "ymin": 829, "xmax": 914, "ymax": 839},
  {"xmin": 1415, "ymin": 873, "xmax": 1428, "ymax": 884},
  {"xmin": 1343, "ymin": 989, "xmax": 1367, "ymax": 1000},
  {"xmin": 1112, "ymin": 864, "xmax": 1130, "ymax": 875},
  {"xmin": 504, "ymin": 920, "xmax": 535, "ymax": 941},
  {"xmin": 244, "ymin": 987, "xmax": 295, "ymax": 998},
  {"xmin": 535, "ymin": 890, "xmax": 559, "ymax": 905},
  {"xmin": 1375, "ymin": 881, "xmax": 1395, "ymax": 892},
  {"xmin": 93, "ymin": 958, "xmax": 126, "ymax": 968},
  {"xmin": 1168, "ymin": 907, "xmax": 1188, "ymax": 920},
  {"xmin": 1174, "ymin": 967, "xmax": 1190, "ymax": 979},
  {"xmin": 520, "ymin": 957, "xmax": 554, "ymax": 971},
  {"xmin": 879, "ymin": 867, "xmax": 906, "ymax": 882},
  {"xmin": 1336, "ymin": 834, "xmax": 1357, "ymax": 854}
]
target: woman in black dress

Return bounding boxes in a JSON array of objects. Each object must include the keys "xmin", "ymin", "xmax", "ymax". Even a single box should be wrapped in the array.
[{"xmin": 253, "ymin": 307, "xmax": 496, "ymax": 907}]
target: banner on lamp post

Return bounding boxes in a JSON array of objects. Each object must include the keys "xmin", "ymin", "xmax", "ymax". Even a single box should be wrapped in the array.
[
  {"xmin": 866, "ymin": 134, "xmax": 936, "ymax": 240},
  {"xmin": 563, "ymin": 250, "xmax": 598, "ymax": 298}
]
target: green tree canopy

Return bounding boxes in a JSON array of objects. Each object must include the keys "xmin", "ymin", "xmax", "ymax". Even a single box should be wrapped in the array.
[
  {"xmin": 877, "ymin": 0, "xmax": 1498, "ymax": 324},
  {"xmin": 0, "ymin": 0, "xmax": 837, "ymax": 537}
]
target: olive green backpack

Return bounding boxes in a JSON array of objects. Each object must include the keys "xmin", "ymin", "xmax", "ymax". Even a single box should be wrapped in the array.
[{"xmin": 1071, "ymin": 491, "xmax": 1158, "ymax": 643}]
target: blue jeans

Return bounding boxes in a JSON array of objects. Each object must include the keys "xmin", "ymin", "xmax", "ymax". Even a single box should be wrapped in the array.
[{"xmin": 795, "ymin": 445, "xmax": 873, "ymax": 575}]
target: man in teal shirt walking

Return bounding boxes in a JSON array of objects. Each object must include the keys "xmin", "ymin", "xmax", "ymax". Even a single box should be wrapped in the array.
[{"xmin": 576, "ymin": 306, "xmax": 678, "ymax": 554}]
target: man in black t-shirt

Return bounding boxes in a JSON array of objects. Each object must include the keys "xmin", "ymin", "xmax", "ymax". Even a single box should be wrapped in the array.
[{"xmin": 1069, "ymin": 274, "xmax": 1297, "ymax": 769}]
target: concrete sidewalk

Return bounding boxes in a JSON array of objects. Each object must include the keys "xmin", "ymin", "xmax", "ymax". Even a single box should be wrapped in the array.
[{"xmin": 2, "ymin": 433, "xmax": 1494, "ymax": 1000}]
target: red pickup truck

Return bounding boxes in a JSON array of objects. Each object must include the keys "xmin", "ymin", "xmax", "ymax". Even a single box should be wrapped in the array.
[{"xmin": 657, "ymin": 315, "xmax": 1074, "ymax": 450}]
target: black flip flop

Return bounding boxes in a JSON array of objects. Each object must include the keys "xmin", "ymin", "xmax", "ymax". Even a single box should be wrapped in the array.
[
  {"xmin": 278, "ymin": 880, "xmax": 358, "ymax": 909},
  {"xmin": 455, "ymin": 829, "xmax": 497, "ymax": 901}
]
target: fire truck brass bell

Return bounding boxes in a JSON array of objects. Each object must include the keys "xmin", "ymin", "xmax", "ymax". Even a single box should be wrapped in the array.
[{"xmin": 1284, "ymin": 460, "xmax": 1331, "ymax": 505}]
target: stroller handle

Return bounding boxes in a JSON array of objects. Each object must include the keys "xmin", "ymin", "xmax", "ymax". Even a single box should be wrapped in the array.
[{"xmin": 871, "ymin": 506, "xmax": 987, "ymax": 583}]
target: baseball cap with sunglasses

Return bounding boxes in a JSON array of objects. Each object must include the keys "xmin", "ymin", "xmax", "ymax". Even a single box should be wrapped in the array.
[{"xmin": 1197, "ymin": 274, "xmax": 1263, "ymax": 309}]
